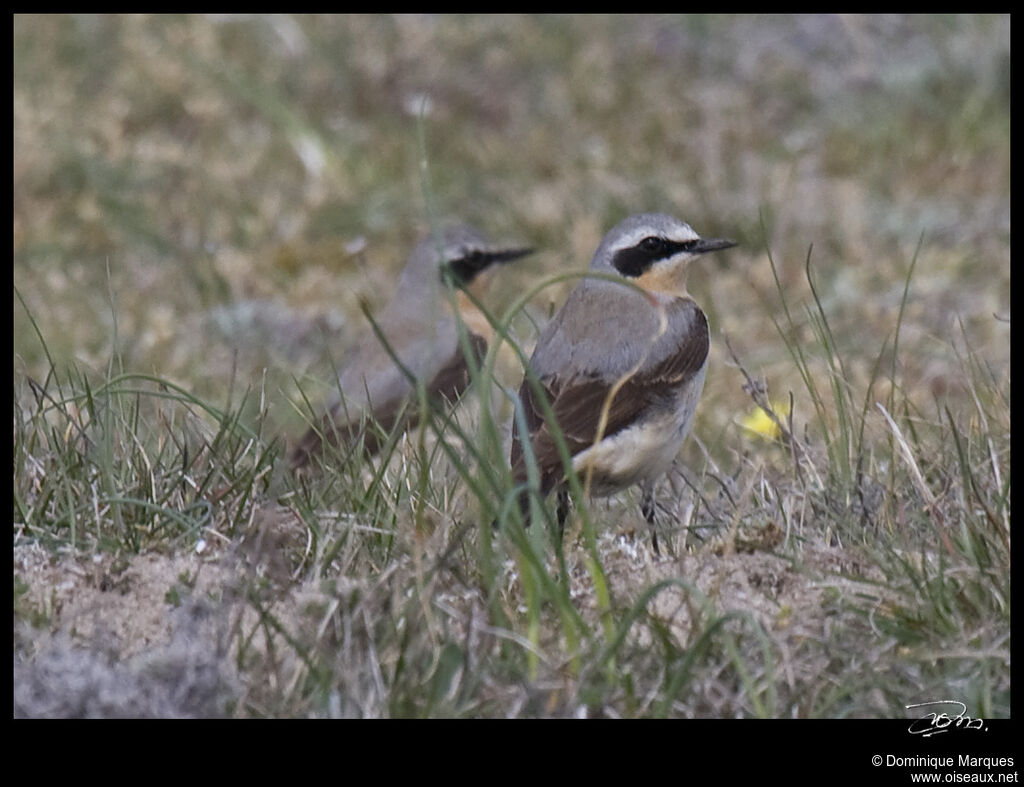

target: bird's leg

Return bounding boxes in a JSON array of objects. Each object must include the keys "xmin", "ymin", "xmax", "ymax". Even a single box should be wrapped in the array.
[
  {"xmin": 518, "ymin": 487, "xmax": 533, "ymax": 529},
  {"xmin": 490, "ymin": 485, "xmax": 533, "ymax": 534},
  {"xmin": 640, "ymin": 481, "xmax": 661, "ymax": 556},
  {"xmin": 556, "ymin": 487, "xmax": 571, "ymax": 540}
]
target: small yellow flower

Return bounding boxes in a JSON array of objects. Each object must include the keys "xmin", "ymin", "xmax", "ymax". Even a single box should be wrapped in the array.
[{"xmin": 739, "ymin": 400, "xmax": 791, "ymax": 440}]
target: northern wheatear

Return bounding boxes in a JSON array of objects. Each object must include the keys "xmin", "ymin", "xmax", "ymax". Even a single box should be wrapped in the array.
[
  {"xmin": 291, "ymin": 224, "xmax": 532, "ymax": 468},
  {"xmin": 509, "ymin": 213, "xmax": 735, "ymax": 553}
]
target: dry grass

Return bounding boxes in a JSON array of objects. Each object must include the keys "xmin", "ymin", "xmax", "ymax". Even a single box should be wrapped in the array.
[{"xmin": 14, "ymin": 14, "xmax": 1009, "ymax": 718}]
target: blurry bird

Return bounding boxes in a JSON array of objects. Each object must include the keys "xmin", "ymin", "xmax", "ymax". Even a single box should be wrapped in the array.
[
  {"xmin": 509, "ymin": 213, "xmax": 735, "ymax": 553},
  {"xmin": 291, "ymin": 224, "xmax": 533, "ymax": 468}
]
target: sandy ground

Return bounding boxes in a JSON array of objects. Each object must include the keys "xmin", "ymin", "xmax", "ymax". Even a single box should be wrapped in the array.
[{"xmin": 13, "ymin": 508, "xmax": 888, "ymax": 718}]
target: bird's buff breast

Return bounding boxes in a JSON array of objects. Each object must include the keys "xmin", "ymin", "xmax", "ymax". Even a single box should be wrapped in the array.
[{"xmin": 571, "ymin": 363, "xmax": 706, "ymax": 495}]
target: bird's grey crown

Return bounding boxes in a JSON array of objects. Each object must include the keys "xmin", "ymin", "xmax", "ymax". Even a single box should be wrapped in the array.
[
  {"xmin": 394, "ymin": 223, "xmax": 531, "ymax": 294},
  {"xmin": 590, "ymin": 213, "xmax": 701, "ymax": 271},
  {"xmin": 389, "ymin": 224, "xmax": 486, "ymax": 298}
]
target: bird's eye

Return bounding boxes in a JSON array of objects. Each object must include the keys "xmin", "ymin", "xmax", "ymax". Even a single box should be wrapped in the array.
[{"xmin": 640, "ymin": 236, "xmax": 664, "ymax": 253}]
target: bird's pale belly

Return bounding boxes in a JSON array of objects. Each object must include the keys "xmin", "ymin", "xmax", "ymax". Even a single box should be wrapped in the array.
[{"xmin": 571, "ymin": 364, "xmax": 706, "ymax": 496}]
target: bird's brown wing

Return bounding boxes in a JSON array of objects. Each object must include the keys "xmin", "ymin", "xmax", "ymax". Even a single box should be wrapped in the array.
[
  {"xmin": 510, "ymin": 300, "xmax": 708, "ymax": 494},
  {"xmin": 423, "ymin": 331, "xmax": 487, "ymax": 405},
  {"xmin": 289, "ymin": 397, "xmax": 407, "ymax": 468},
  {"xmin": 291, "ymin": 331, "xmax": 487, "ymax": 468}
]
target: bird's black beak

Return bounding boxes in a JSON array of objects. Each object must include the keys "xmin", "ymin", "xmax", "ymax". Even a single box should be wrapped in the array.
[
  {"xmin": 690, "ymin": 237, "xmax": 737, "ymax": 255},
  {"xmin": 443, "ymin": 246, "xmax": 534, "ymax": 286},
  {"xmin": 488, "ymin": 246, "xmax": 535, "ymax": 265}
]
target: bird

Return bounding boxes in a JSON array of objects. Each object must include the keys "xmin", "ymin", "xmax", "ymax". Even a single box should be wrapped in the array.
[
  {"xmin": 291, "ymin": 223, "xmax": 533, "ymax": 468},
  {"xmin": 508, "ymin": 213, "xmax": 736, "ymax": 554}
]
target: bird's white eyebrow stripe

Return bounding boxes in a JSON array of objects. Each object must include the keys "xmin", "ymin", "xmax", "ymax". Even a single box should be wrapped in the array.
[{"xmin": 610, "ymin": 224, "xmax": 699, "ymax": 251}]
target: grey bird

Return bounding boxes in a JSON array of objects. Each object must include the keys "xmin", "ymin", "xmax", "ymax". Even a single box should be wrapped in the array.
[
  {"xmin": 292, "ymin": 224, "xmax": 533, "ymax": 468},
  {"xmin": 509, "ymin": 213, "xmax": 736, "ymax": 553}
]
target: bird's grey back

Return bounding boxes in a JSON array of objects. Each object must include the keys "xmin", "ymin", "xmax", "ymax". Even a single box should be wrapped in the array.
[
  {"xmin": 330, "ymin": 305, "xmax": 460, "ymax": 415},
  {"xmin": 529, "ymin": 282, "xmax": 706, "ymax": 383},
  {"xmin": 326, "ymin": 224, "xmax": 494, "ymax": 416}
]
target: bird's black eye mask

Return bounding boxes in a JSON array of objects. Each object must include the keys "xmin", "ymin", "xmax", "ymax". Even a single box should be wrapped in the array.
[
  {"xmin": 612, "ymin": 236, "xmax": 736, "ymax": 278},
  {"xmin": 440, "ymin": 247, "xmax": 534, "ymax": 287}
]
